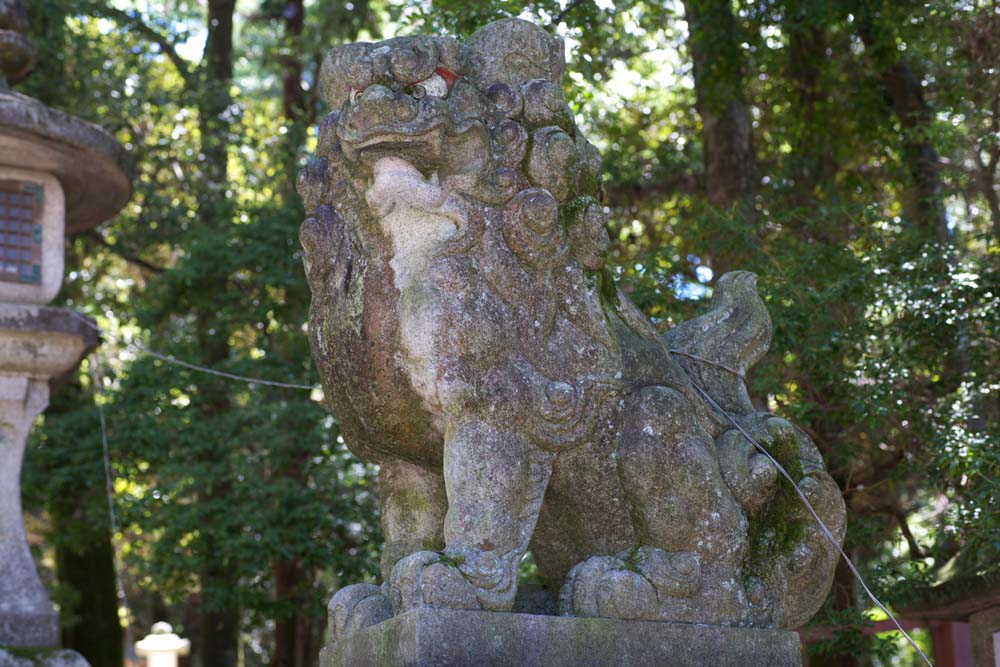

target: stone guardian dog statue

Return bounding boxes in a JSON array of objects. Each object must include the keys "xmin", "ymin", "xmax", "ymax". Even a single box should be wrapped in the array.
[{"xmin": 297, "ymin": 17, "xmax": 846, "ymax": 641}]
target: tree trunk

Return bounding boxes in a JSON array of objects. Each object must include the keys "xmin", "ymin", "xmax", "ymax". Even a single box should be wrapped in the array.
[
  {"xmin": 981, "ymin": 161, "xmax": 1000, "ymax": 244},
  {"xmin": 879, "ymin": 59, "xmax": 949, "ymax": 242},
  {"xmin": 280, "ymin": 0, "xmax": 307, "ymax": 123},
  {"xmin": 192, "ymin": 3, "xmax": 241, "ymax": 666},
  {"xmin": 783, "ymin": 10, "xmax": 839, "ymax": 214},
  {"xmin": 682, "ymin": 0, "xmax": 758, "ymax": 272},
  {"xmin": 198, "ymin": 0, "xmax": 237, "ymax": 216},
  {"xmin": 52, "ymin": 497, "xmax": 123, "ymax": 667},
  {"xmin": 271, "ymin": 556, "xmax": 323, "ymax": 667},
  {"xmin": 858, "ymin": 15, "xmax": 948, "ymax": 243},
  {"xmin": 198, "ymin": 577, "xmax": 240, "ymax": 667},
  {"xmin": 974, "ymin": 94, "xmax": 1000, "ymax": 245},
  {"xmin": 278, "ymin": 0, "xmax": 309, "ymax": 197}
]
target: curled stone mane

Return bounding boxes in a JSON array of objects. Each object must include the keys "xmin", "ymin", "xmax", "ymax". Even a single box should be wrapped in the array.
[
  {"xmin": 298, "ymin": 18, "xmax": 626, "ymax": 449},
  {"xmin": 301, "ymin": 18, "xmax": 609, "ymax": 274}
]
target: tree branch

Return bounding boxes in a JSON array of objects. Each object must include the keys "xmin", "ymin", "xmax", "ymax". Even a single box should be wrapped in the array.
[
  {"xmin": 893, "ymin": 508, "xmax": 927, "ymax": 559},
  {"xmin": 84, "ymin": 231, "xmax": 166, "ymax": 274},
  {"xmin": 87, "ymin": 3, "xmax": 196, "ymax": 86},
  {"xmin": 604, "ymin": 172, "xmax": 705, "ymax": 204},
  {"xmin": 553, "ymin": 0, "xmax": 587, "ymax": 26}
]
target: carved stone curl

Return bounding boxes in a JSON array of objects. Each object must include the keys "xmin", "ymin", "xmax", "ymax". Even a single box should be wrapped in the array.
[{"xmin": 299, "ymin": 18, "xmax": 846, "ymax": 641}]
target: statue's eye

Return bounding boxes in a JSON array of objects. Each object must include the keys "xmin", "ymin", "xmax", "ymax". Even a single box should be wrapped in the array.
[
  {"xmin": 416, "ymin": 73, "xmax": 449, "ymax": 98},
  {"xmin": 416, "ymin": 67, "xmax": 457, "ymax": 99}
]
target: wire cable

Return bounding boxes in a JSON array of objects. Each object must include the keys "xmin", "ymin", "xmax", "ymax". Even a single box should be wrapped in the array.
[
  {"xmin": 70, "ymin": 309, "xmax": 930, "ymax": 662},
  {"xmin": 671, "ymin": 351, "xmax": 933, "ymax": 666},
  {"xmin": 70, "ymin": 311, "xmax": 316, "ymax": 391},
  {"xmin": 90, "ymin": 354, "xmax": 134, "ymax": 651}
]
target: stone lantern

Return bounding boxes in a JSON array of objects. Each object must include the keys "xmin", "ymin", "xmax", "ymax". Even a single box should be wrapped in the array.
[
  {"xmin": 134, "ymin": 623, "xmax": 190, "ymax": 667},
  {"xmin": 0, "ymin": 0, "xmax": 131, "ymax": 663}
]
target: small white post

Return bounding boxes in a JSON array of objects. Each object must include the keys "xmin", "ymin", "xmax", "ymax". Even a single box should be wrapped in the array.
[{"xmin": 135, "ymin": 622, "xmax": 191, "ymax": 667}]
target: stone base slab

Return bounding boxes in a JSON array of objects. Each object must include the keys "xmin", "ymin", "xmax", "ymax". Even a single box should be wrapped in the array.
[
  {"xmin": 0, "ymin": 613, "xmax": 58, "ymax": 651},
  {"xmin": 0, "ymin": 647, "xmax": 89, "ymax": 667},
  {"xmin": 320, "ymin": 608, "xmax": 802, "ymax": 667}
]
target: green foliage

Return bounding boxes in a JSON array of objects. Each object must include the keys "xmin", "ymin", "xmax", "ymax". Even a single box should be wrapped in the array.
[
  {"xmin": 18, "ymin": 0, "xmax": 1000, "ymax": 664},
  {"xmin": 21, "ymin": 0, "xmax": 386, "ymax": 662}
]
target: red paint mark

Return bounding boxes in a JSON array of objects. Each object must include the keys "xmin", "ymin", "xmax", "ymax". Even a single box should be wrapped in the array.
[{"xmin": 435, "ymin": 67, "xmax": 458, "ymax": 89}]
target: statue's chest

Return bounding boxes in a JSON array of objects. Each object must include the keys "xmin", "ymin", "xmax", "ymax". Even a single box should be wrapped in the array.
[
  {"xmin": 378, "ymin": 207, "xmax": 470, "ymax": 417},
  {"xmin": 380, "ymin": 207, "xmax": 458, "ymax": 294}
]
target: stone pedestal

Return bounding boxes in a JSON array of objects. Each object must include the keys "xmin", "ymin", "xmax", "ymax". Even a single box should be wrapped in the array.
[
  {"xmin": 0, "ymin": 305, "xmax": 97, "ymax": 649},
  {"xmin": 0, "ymin": 648, "xmax": 90, "ymax": 667},
  {"xmin": 320, "ymin": 609, "xmax": 802, "ymax": 667}
]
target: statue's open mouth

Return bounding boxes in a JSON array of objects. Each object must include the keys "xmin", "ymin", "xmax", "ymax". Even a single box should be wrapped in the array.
[
  {"xmin": 339, "ymin": 116, "xmax": 486, "ymax": 178},
  {"xmin": 340, "ymin": 123, "xmax": 446, "ymax": 168}
]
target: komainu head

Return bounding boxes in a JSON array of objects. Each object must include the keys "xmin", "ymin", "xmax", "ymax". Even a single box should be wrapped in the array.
[{"xmin": 300, "ymin": 18, "xmax": 609, "ymax": 271}]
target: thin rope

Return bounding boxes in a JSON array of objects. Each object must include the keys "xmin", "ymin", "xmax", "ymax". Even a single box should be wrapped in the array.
[
  {"xmin": 91, "ymin": 355, "xmax": 134, "ymax": 650},
  {"xmin": 133, "ymin": 343, "xmax": 315, "ymax": 390},
  {"xmin": 671, "ymin": 351, "xmax": 932, "ymax": 666},
  {"xmin": 70, "ymin": 311, "xmax": 316, "ymax": 391},
  {"xmin": 667, "ymin": 348, "xmax": 745, "ymax": 380}
]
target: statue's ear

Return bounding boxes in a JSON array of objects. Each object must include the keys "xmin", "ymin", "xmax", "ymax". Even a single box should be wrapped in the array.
[
  {"xmin": 319, "ymin": 42, "xmax": 372, "ymax": 110},
  {"xmin": 463, "ymin": 18, "xmax": 565, "ymax": 90}
]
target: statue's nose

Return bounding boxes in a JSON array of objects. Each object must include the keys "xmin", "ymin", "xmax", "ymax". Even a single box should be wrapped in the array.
[
  {"xmin": 348, "ymin": 85, "xmax": 419, "ymax": 128},
  {"xmin": 357, "ymin": 84, "xmax": 396, "ymax": 107}
]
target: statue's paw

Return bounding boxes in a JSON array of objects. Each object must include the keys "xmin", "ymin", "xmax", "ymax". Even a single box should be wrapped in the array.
[
  {"xmin": 328, "ymin": 583, "xmax": 391, "ymax": 642},
  {"xmin": 388, "ymin": 550, "xmax": 482, "ymax": 614},
  {"xmin": 717, "ymin": 428, "xmax": 777, "ymax": 513},
  {"xmin": 558, "ymin": 549, "xmax": 701, "ymax": 621},
  {"xmin": 630, "ymin": 547, "xmax": 701, "ymax": 598},
  {"xmin": 559, "ymin": 555, "xmax": 655, "ymax": 619}
]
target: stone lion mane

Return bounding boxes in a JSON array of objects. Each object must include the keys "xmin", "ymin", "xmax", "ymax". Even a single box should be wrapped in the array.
[{"xmin": 299, "ymin": 18, "xmax": 625, "ymax": 452}]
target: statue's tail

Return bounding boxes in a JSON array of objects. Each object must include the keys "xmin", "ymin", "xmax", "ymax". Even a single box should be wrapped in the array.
[{"xmin": 661, "ymin": 271, "xmax": 772, "ymax": 416}]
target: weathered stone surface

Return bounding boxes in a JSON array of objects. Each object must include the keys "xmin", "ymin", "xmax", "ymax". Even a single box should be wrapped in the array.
[
  {"xmin": 0, "ymin": 307, "xmax": 98, "ymax": 648},
  {"xmin": 320, "ymin": 608, "xmax": 803, "ymax": 667},
  {"xmin": 0, "ymin": 648, "xmax": 89, "ymax": 667},
  {"xmin": 299, "ymin": 17, "xmax": 847, "ymax": 645},
  {"xmin": 0, "ymin": 0, "xmax": 35, "ymax": 86},
  {"xmin": 0, "ymin": 90, "xmax": 132, "ymax": 233}
]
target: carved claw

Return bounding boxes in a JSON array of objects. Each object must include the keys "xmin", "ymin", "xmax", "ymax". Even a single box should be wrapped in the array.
[
  {"xmin": 559, "ymin": 549, "xmax": 702, "ymax": 621},
  {"xmin": 327, "ymin": 583, "xmax": 391, "ymax": 642},
  {"xmin": 388, "ymin": 550, "xmax": 481, "ymax": 614},
  {"xmin": 559, "ymin": 555, "xmax": 655, "ymax": 619},
  {"xmin": 631, "ymin": 547, "xmax": 701, "ymax": 598}
]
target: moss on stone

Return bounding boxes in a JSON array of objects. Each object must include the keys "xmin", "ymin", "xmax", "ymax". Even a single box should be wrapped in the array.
[
  {"xmin": 747, "ymin": 429, "xmax": 805, "ymax": 576},
  {"xmin": 559, "ymin": 196, "xmax": 592, "ymax": 231},
  {"xmin": 0, "ymin": 646, "xmax": 66, "ymax": 666},
  {"xmin": 438, "ymin": 552, "xmax": 465, "ymax": 568},
  {"xmin": 596, "ymin": 268, "xmax": 620, "ymax": 307}
]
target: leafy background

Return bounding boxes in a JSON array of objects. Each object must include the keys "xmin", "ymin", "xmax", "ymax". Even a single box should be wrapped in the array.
[{"xmin": 14, "ymin": 0, "xmax": 999, "ymax": 665}]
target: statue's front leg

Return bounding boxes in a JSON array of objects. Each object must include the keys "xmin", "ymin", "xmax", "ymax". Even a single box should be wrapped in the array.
[
  {"xmin": 390, "ymin": 419, "xmax": 553, "ymax": 613},
  {"xmin": 328, "ymin": 459, "xmax": 447, "ymax": 641}
]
